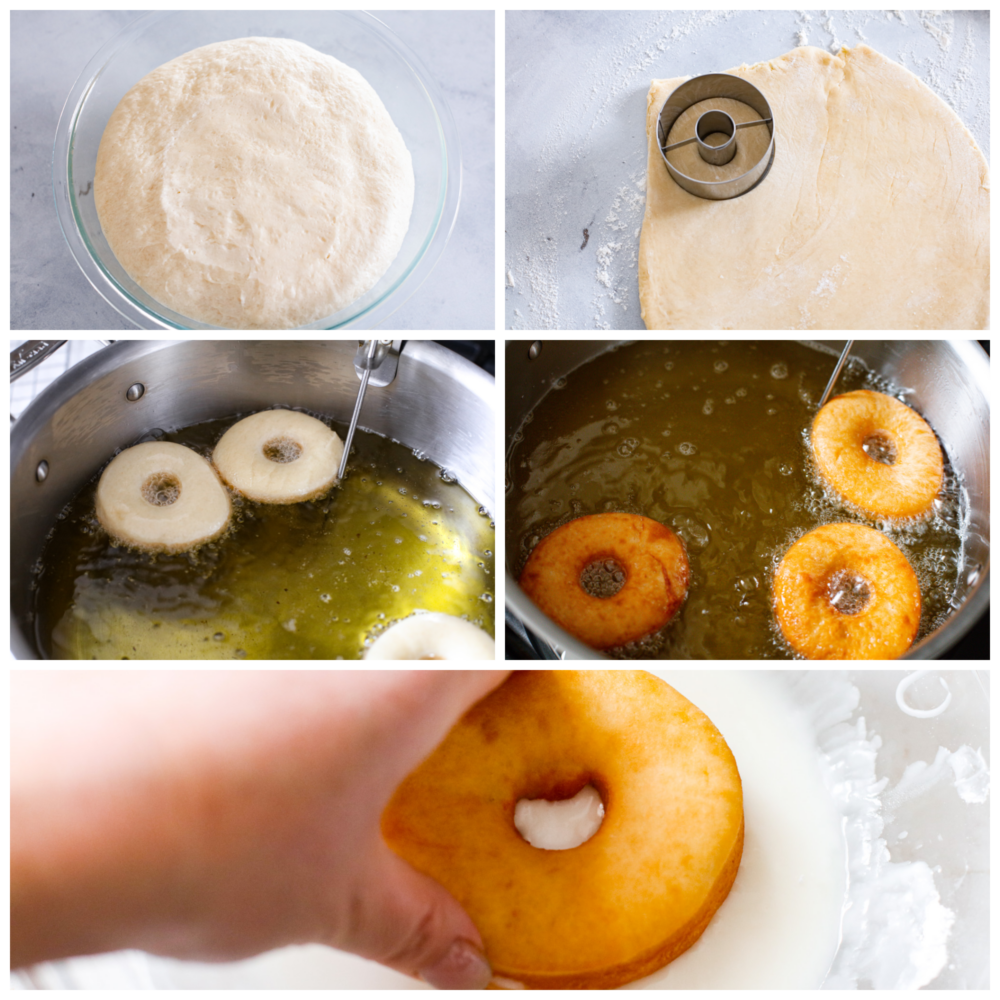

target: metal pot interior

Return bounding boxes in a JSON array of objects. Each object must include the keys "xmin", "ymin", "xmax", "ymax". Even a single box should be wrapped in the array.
[
  {"xmin": 11, "ymin": 340, "xmax": 495, "ymax": 659},
  {"xmin": 505, "ymin": 339, "xmax": 989, "ymax": 660}
]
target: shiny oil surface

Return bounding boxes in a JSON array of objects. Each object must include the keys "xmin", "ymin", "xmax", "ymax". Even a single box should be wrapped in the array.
[
  {"xmin": 35, "ymin": 414, "xmax": 495, "ymax": 659},
  {"xmin": 507, "ymin": 341, "xmax": 966, "ymax": 659}
]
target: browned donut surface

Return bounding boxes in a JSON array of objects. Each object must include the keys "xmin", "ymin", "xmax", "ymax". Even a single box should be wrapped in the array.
[
  {"xmin": 811, "ymin": 390, "xmax": 943, "ymax": 518},
  {"xmin": 518, "ymin": 513, "xmax": 689, "ymax": 650},
  {"xmin": 773, "ymin": 522, "xmax": 921, "ymax": 659},
  {"xmin": 382, "ymin": 670, "xmax": 744, "ymax": 989}
]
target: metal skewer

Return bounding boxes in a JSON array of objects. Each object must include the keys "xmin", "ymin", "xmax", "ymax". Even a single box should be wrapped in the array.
[
  {"xmin": 818, "ymin": 340, "xmax": 854, "ymax": 408},
  {"xmin": 337, "ymin": 339, "xmax": 399, "ymax": 482}
]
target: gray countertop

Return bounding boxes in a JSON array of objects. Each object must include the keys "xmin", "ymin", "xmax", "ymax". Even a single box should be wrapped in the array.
[
  {"xmin": 12, "ymin": 10, "xmax": 494, "ymax": 331},
  {"xmin": 505, "ymin": 10, "xmax": 989, "ymax": 330}
]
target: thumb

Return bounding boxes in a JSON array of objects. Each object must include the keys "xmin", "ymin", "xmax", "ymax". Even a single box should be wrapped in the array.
[{"xmin": 345, "ymin": 840, "xmax": 492, "ymax": 990}]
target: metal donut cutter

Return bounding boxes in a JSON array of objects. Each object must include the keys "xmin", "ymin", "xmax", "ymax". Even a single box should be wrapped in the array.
[{"xmin": 657, "ymin": 73, "xmax": 775, "ymax": 200}]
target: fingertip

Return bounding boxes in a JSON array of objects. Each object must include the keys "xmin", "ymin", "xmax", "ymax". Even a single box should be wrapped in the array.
[{"xmin": 419, "ymin": 938, "xmax": 493, "ymax": 990}]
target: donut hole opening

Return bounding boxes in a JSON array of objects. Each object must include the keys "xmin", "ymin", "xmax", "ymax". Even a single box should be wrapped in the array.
[
  {"xmin": 580, "ymin": 558, "xmax": 626, "ymax": 598},
  {"xmin": 263, "ymin": 437, "xmax": 303, "ymax": 464},
  {"xmin": 514, "ymin": 783, "xmax": 605, "ymax": 850},
  {"xmin": 141, "ymin": 473, "xmax": 181, "ymax": 507},
  {"xmin": 826, "ymin": 569, "xmax": 873, "ymax": 616},
  {"xmin": 862, "ymin": 431, "xmax": 898, "ymax": 466}
]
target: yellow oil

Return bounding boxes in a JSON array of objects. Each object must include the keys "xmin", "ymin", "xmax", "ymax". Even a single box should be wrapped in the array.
[
  {"xmin": 35, "ymin": 415, "xmax": 495, "ymax": 659},
  {"xmin": 507, "ymin": 341, "xmax": 966, "ymax": 659}
]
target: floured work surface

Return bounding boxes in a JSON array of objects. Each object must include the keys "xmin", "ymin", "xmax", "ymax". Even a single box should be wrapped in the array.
[{"xmin": 638, "ymin": 45, "xmax": 989, "ymax": 330}]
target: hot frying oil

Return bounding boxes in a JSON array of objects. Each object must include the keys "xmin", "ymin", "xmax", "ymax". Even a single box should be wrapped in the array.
[
  {"xmin": 507, "ymin": 341, "xmax": 966, "ymax": 659},
  {"xmin": 35, "ymin": 416, "xmax": 494, "ymax": 659}
]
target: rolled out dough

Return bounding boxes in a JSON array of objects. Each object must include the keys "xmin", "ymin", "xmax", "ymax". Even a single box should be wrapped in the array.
[
  {"xmin": 638, "ymin": 46, "xmax": 989, "ymax": 330},
  {"xmin": 95, "ymin": 38, "xmax": 414, "ymax": 330}
]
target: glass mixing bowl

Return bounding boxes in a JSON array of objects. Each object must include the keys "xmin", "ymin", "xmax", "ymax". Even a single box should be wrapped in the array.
[{"xmin": 52, "ymin": 11, "xmax": 461, "ymax": 329}]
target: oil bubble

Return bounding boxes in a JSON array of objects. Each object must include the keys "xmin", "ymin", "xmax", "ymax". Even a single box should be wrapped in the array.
[
  {"xmin": 320, "ymin": 593, "xmax": 331, "ymax": 603},
  {"xmin": 677, "ymin": 442, "xmax": 698, "ymax": 456},
  {"xmin": 553, "ymin": 377, "xmax": 567, "ymax": 390},
  {"xmin": 702, "ymin": 400, "xmax": 714, "ymax": 416},
  {"xmin": 714, "ymin": 360, "xmax": 729, "ymax": 373},
  {"xmin": 770, "ymin": 363, "xmax": 788, "ymax": 379}
]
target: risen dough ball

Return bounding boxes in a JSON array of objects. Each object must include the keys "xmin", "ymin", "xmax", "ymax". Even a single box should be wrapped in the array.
[
  {"xmin": 95, "ymin": 37, "xmax": 415, "ymax": 329},
  {"xmin": 364, "ymin": 612, "xmax": 495, "ymax": 660},
  {"xmin": 382, "ymin": 670, "xmax": 744, "ymax": 989},
  {"xmin": 95, "ymin": 441, "xmax": 231, "ymax": 552},
  {"xmin": 640, "ymin": 45, "xmax": 990, "ymax": 329},
  {"xmin": 212, "ymin": 410, "xmax": 344, "ymax": 504}
]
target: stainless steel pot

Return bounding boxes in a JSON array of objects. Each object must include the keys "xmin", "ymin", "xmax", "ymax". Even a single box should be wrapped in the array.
[
  {"xmin": 506, "ymin": 340, "xmax": 990, "ymax": 660},
  {"xmin": 11, "ymin": 340, "xmax": 495, "ymax": 659}
]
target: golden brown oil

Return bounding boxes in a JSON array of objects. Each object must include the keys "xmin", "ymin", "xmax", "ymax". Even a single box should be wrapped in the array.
[
  {"xmin": 35, "ymin": 414, "xmax": 495, "ymax": 659},
  {"xmin": 507, "ymin": 341, "xmax": 966, "ymax": 659}
]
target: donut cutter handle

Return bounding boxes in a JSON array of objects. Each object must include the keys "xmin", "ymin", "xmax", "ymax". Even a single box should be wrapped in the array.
[
  {"xmin": 337, "ymin": 339, "xmax": 401, "ymax": 481},
  {"xmin": 656, "ymin": 73, "xmax": 775, "ymax": 200}
]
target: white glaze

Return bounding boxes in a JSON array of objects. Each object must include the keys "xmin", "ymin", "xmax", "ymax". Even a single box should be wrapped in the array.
[
  {"xmin": 514, "ymin": 784, "xmax": 604, "ymax": 850},
  {"xmin": 896, "ymin": 670, "xmax": 952, "ymax": 718}
]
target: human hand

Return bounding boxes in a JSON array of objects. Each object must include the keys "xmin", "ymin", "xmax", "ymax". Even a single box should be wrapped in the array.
[{"xmin": 11, "ymin": 670, "xmax": 509, "ymax": 988}]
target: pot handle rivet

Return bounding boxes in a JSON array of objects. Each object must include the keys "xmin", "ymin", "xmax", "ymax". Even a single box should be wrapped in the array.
[
  {"xmin": 126, "ymin": 383, "xmax": 145, "ymax": 402},
  {"xmin": 528, "ymin": 341, "xmax": 542, "ymax": 360},
  {"xmin": 36, "ymin": 460, "xmax": 49, "ymax": 483}
]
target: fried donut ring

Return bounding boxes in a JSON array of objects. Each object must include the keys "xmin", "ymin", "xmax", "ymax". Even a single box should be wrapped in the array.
[
  {"xmin": 212, "ymin": 410, "xmax": 344, "ymax": 504},
  {"xmin": 518, "ymin": 513, "xmax": 689, "ymax": 650},
  {"xmin": 773, "ymin": 522, "xmax": 921, "ymax": 659},
  {"xmin": 382, "ymin": 670, "xmax": 744, "ymax": 989},
  {"xmin": 95, "ymin": 441, "xmax": 231, "ymax": 552},
  {"xmin": 363, "ymin": 612, "xmax": 494, "ymax": 660},
  {"xmin": 811, "ymin": 390, "xmax": 943, "ymax": 518}
]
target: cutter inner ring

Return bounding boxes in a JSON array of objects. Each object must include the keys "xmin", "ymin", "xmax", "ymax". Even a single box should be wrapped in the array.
[{"xmin": 695, "ymin": 109, "xmax": 737, "ymax": 165}]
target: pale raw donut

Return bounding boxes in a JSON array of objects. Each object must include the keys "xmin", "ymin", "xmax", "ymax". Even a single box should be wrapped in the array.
[
  {"xmin": 95, "ymin": 441, "xmax": 231, "ymax": 552},
  {"xmin": 364, "ymin": 612, "xmax": 494, "ymax": 660},
  {"xmin": 212, "ymin": 410, "xmax": 344, "ymax": 504},
  {"xmin": 773, "ymin": 522, "xmax": 921, "ymax": 659},
  {"xmin": 382, "ymin": 670, "xmax": 744, "ymax": 988},
  {"xmin": 811, "ymin": 390, "xmax": 944, "ymax": 518}
]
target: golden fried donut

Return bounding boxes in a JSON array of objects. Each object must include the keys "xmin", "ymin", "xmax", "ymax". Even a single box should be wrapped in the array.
[
  {"xmin": 95, "ymin": 441, "xmax": 231, "ymax": 552},
  {"xmin": 811, "ymin": 390, "xmax": 944, "ymax": 519},
  {"xmin": 212, "ymin": 410, "xmax": 344, "ymax": 504},
  {"xmin": 518, "ymin": 513, "xmax": 689, "ymax": 649},
  {"xmin": 382, "ymin": 670, "xmax": 744, "ymax": 989},
  {"xmin": 363, "ymin": 612, "xmax": 494, "ymax": 660},
  {"xmin": 773, "ymin": 522, "xmax": 921, "ymax": 659}
]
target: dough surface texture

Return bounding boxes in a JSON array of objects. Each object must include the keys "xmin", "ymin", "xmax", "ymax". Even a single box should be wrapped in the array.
[
  {"xmin": 639, "ymin": 45, "xmax": 989, "ymax": 330},
  {"xmin": 95, "ymin": 38, "xmax": 414, "ymax": 329}
]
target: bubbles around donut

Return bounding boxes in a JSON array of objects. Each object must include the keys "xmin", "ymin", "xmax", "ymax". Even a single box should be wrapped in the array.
[
  {"xmin": 95, "ymin": 441, "xmax": 231, "ymax": 552},
  {"xmin": 518, "ymin": 513, "xmax": 689, "ymax": 650},
  {"xmin": 382, "ymin": 670, "xmax": 744, "ymax": 988},
  {"xmin": 811, "ymin": 390, "xmax": 943, "ymax": 519},
  {"xmin": 212, "ymin": 410, "xmax": 345, "ymax": 504},
  {"xmin": 363, "ymin": 612, "xmax": 494, "ymax": 660},
  {"xmin": 773, "ymin": 522, "xmax": 921, "ymax": 659}
]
